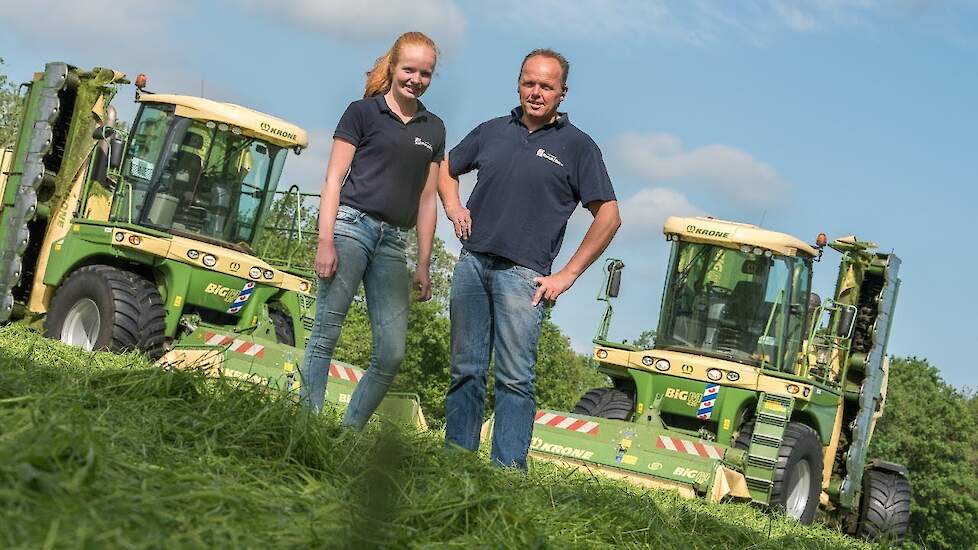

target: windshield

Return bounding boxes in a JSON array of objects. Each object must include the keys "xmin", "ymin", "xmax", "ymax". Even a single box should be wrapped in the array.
[
  {"xmin": 110, "ymin": 103, "xmax": 287, "ymax": 249},
  {"xmin": 656, "ymin": 241, "xmax": 811, "ymax": 370}
]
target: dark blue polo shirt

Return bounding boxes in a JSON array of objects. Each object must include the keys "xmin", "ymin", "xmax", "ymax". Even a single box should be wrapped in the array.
[
  {"xmin": 448, "ymin": 107, "xmax": 615, "ymax": 275},
  {"xmin": 335, "ymin": 94, "xmax": 445, "ymax": 228}
]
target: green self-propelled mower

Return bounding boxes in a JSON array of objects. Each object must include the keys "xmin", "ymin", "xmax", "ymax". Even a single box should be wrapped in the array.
[
  {"xmin": 489, "ymin": 216, "xmax": 910, "ymax": 542},
  {"xmin": 0, "ymin": 62, "xmax": 424, "ymax": 428}
]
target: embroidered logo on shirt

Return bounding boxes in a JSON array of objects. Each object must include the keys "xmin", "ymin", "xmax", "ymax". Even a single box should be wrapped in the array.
[
  {"xmin": 414, "ymin": 137, "xmax": 433, "ymax": 152},
  {"xmin": 536, "ymin": 148, "xmax": 564, "ymax": 167}
]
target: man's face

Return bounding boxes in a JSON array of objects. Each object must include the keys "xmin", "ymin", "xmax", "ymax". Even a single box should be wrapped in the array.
[{"xmin": 518, "ymin": 55, "xmax": 565, "ymax": 123}]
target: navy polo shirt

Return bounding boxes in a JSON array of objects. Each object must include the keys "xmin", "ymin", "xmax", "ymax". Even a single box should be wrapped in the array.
[
  {"xmin": 448, "ymin": 107, "xmax": 615, "ymax": 275},
  {"xmin": 335, "ymin": 94, "xmax": 445, "ymax": 228}
]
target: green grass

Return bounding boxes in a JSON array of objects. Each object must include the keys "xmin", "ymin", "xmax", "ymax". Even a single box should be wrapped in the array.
[{"xmin": 0, "ymin": 324, "xmax": 876, "ymax": 549}]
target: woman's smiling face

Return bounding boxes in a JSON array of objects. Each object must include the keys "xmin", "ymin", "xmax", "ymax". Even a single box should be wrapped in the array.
[{"xmin": 391, "ymin": 44, "xmax": 436, "ymax": 101}]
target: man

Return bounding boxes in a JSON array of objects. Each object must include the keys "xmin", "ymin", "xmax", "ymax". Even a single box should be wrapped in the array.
[{"xmin": 438, "ymin": 49, "xmax": 621, "ymax": 469}]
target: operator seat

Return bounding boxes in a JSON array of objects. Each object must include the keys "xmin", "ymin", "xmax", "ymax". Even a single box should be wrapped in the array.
[
  {"xmin": 717, "ymin": 280, "xmax": 765, "ymax": 353},
  {"xmin": 172, "ymin": 132, "xmax": 204, "ymax": 195}
]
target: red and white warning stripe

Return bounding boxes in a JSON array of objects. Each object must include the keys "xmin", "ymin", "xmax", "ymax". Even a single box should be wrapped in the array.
[
  {"xmin": 534, "ymin": 411, "xmax": 600, "ymax": 435},
  {"xmin": 204, "ymin": 332, "xmax": 265, "ymax": 359},
  {"xmin": 329, "ymin": 363, "xmax": 364, "ymax": 383},
  {"xmin": 656, "ymin": 435, "xmax": 723, "ymax": 459}
]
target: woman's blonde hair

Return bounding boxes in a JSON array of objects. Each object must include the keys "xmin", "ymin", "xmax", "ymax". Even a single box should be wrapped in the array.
[{"xmin": 364, "ymin": 32, "xmax": 438, "ymax": 98}]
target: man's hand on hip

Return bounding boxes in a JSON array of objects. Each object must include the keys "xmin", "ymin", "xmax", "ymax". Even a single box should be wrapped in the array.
[{"xmin": 532, "ymin": 269, "xmax": 577, "ymax": 306}]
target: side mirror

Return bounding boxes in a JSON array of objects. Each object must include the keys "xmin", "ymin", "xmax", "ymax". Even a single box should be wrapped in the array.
[
  {"xmin": 91, "ymin": 125, "xmax": 125, "ymax": 171},
  {"xmin": 108, "ymin": 137, "xmax": 125, "ymax": 169},
  {"xmin": 837, "ymin": 306, "xmax": 856, "ymax": 338},
  {"xmin": 607, "ymin": 260, "xmax": 625, "ymax": 298}
]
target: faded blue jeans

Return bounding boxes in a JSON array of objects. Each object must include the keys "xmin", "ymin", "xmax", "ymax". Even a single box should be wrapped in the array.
[
  {"xmin": 444, "ymin": 249, "xmax": 547, "ymax": 470},
  {"xmin": 299, "ymin": 204, "xmax": 410, "ymax": 430}
]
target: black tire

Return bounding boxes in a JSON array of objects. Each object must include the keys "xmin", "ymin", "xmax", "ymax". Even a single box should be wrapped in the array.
[
  {"xmin": 856, "ymin": 469, "xmax": 912, "ymax": 543},
  {"xmin": 269, "ymin": 308, "xmax": 295, "ymax": 346},
  {"xmin": 133, "ymin": 275, "xmax": 167, "ymax": 360},
  {"xmin": 735, "ymin": 421, "xmax": 823, "ymax": 524},
  {"xmin": 572, "ymin": 387, "xmax": 634, "ymax": 420},
  {"xmin": 44, "ymin": 265, "xmax": 166, "ymax": 359}
]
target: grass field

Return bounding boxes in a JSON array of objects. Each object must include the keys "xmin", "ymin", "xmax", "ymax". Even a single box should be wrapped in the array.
[{"xmin": 0, "ymin": 325, "xmax": 878, "ymax": 549}]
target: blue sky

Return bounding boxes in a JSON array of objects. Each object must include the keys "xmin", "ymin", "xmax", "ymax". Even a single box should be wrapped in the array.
[{"xmin": 2, "ymin": 1, "xmax": 975, "ymax": 387}]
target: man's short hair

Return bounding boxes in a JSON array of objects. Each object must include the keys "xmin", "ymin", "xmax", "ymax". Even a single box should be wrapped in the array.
[{"xmin": 520, "ymin": 48, "xmax": 569, "ymax": 88}]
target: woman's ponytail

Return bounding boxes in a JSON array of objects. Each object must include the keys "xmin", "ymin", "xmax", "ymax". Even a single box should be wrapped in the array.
[
  {"xmin": 364, "ymin": 49, "xmax": 395, "ymax": 98},
  {"xmin": 363, "ymin": 32, "xmax": 439, "ymax": 98}
]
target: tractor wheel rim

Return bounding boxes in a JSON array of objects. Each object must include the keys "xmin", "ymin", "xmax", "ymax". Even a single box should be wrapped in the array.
[
  {"xmin": 61, "ymin": 298, "xmax": 101, "ymax": 351},
  {"xmin": 786, "ymin": 460, "xmax": 813, "ymax": 519}
]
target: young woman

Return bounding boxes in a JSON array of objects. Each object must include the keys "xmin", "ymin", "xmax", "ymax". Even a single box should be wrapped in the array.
[{"xmin": 300, "ymin": 32, "xmax": 444, "ymax": 428}]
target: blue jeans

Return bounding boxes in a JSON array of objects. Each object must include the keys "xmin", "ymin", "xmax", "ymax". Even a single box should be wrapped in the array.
[
  {"xmin": 444, "ymin": 250, "xmax": 547, "ymax": 470},
  {"xmin": 299, "ymin": 204, "xmax": 410, "ymax": 430}
]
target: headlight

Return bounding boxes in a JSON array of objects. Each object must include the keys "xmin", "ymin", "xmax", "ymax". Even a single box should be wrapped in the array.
[
  {"xmin": 596, "ymin": 349, "xmax": 608, "ymax": 359},
  {"xmin": 707, "ymin": 368, "xmax": 723, "ymax": 381},
  {"xmin": 202, "ymin": 254, "xmax": 217, "ymax": 267},
  {"xmin": 642, "ymin": 356, "xmax": 654, "ymax": 366},
  {"xmin": 114, "ymin": 232, "xmax": 125, "ymax": 242},
  {"xmin": 263, "ymin": 269, "xmax": 274, "ymax": 280},
  {"xmin": 249, "ymin": 267, "xmax": 262, "ymax": 279},
  {"xmin": 187, "ymin": 249, "xmax": 200, "ymax": 260},
  {"xmin": 654, "ymin": 359, "xmax": 670, "ymax": 372},
  {"xmin": 726, "ymin": 371, "xmax": 740, "ymax": 382},
  {"xmin": 299, "ymin": 281, "xmax": 310, "ymax": 293}
]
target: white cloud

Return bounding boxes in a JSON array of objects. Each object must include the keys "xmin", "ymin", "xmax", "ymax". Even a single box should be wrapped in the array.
[
  {"xmin": 1, "ymin": 0, "xmax": 189, "ymax": 40},
  {"xmin": 235, "ymin": 0, "xmax": 468, "ymax": 50},
  {"xmin": 613, "ymin": 131, "xmax": 787, "ymax": 206},
  {"xmin": 616, "ymin": 187, "xmax": 705, "ymax": 243},
  {"xmin": 472, "ymin": 0, "xmax": 959, "ymax": 46},
  {"xmin": 0, "ymin": 0, "xmax": 223, "ymax": 123},
  {"xmin": 772, "ymin": 2, "xmax": 820, "ymax": 31},
  {"xmin": 475, "ymin": 0, "xmax": 715, "ymax": 45}
]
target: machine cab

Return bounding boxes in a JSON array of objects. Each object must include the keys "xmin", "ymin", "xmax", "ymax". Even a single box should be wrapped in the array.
[
  {"xmin": 656, "ymin": 217, "xmax": 817, "ymax": 373},
  {"xmin": 107, "ymin": 95, "xmax": 308, "ymax": 252}
]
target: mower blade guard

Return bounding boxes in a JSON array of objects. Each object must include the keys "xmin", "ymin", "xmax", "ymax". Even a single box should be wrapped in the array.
[
  {"xmin": 485, "ymin": 409, "xmax": 750, "ymax": 502},
  {"xmin": 157, "ymin": 327, "xmax": 426, "ymax": 430}
]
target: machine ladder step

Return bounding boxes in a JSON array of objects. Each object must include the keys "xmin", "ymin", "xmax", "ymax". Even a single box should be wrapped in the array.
[{"xmin": 745, "ymin": 393, "xmax": 795, "ymax": 504}]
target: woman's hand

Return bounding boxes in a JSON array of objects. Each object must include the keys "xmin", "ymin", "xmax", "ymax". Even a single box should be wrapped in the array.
[
  {"xmin": 414, "ymin": 266, "xmax": 432, "ymax": 302},
  {"xmin": 315, "ymin": 239, "xmax": 338, "ymax": 279}
]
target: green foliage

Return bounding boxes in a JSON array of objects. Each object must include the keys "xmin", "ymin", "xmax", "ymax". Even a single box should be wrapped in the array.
[
  {"xmin": 869, "ymin": 357, "xmax": 978, "ymax": 550},
  {"xmin": 0, "ymin": 58, "xmax": 23, "ymax": 150},
  {"xmin": 633, "ymin": 329, "xmax": 656, "ymax": 348},
  {"xmin": 257, "ymin": 190, "xmax": 320, "ymax": 269},
  {"xmin": 0, "ymin": 324, "xmax": 872, "ymax": 549},
  {"xmin": 534, "ymin": 314, "xmax": 609, "ymax": 411},
  {"xmin": 330, "ymin": 256, "xmax": 606, "ymax": 427}
]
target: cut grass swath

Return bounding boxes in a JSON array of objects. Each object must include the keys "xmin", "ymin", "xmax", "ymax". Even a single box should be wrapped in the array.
[{"xmin": 0, "ymin": 325, "xmax": 875, "ymax": 549}]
